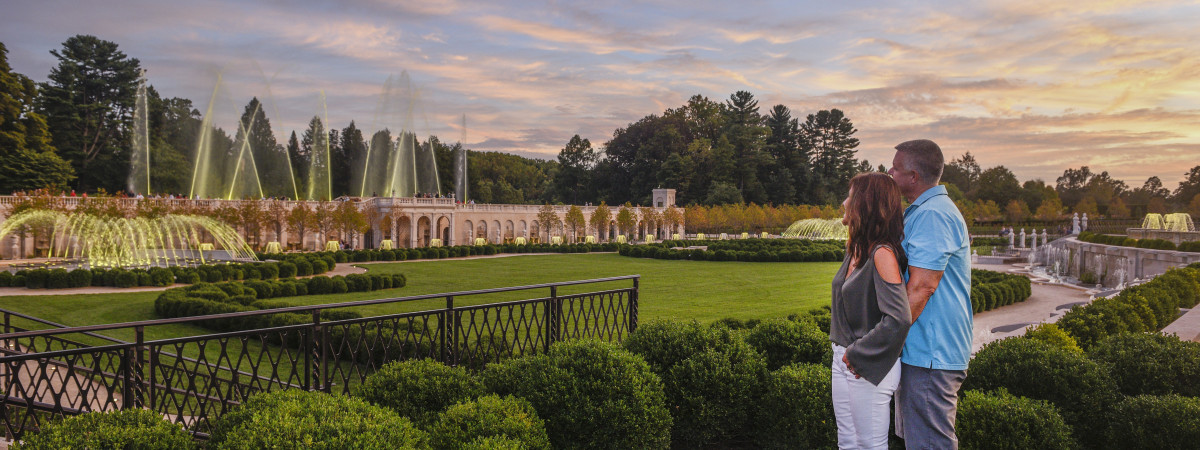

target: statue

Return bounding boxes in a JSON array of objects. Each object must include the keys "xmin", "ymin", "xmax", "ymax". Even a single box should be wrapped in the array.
[
  {"xmin": 1020, "ymin": 228, "xmax": 1027, "ymax": 248},
  {"xmin": 1072, "ymin": 213, "xmax": 1081, "ymax": 234},
  {"xmin": 1082, "ymin": 213, "xmax": 1089, "ymax": 232}
]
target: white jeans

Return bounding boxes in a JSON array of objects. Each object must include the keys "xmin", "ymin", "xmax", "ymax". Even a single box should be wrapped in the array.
[{"xmin": 831, "ymin": 343, "xmax": 901, "ymax": 450}]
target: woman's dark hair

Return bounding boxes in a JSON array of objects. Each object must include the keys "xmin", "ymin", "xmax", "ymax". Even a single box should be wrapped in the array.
[{"xmin": 845, "ymin": 172, "xmax": 907, "ymax": 271}]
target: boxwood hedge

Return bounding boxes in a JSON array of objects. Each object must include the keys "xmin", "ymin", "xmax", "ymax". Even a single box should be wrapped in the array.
[
  {"xmin": 971, "ymin": 269, "xmax": 1032, "ymax": 313},
  {"xmin": 754, "ymin": 363, "xmax": 836, "ymax": 449},
  {"xmin": 619, "ymin": 238, "xmax": 845, "ymax": 262},
  {"xmin": 1058, "ymin": 267, "xmax": 1200, "ymax": 349},
  {"xmin": 354, "ymin": 359, "xmax": 483, "ymax": 426},
  {"xmin": 1105, "ymin": 394, "xmax": 1200, "ymax": 450},
  {"xmin": 956, "ymin": 388, "xmax": 1076, "ymax": 450},
  {"xmin": 11, "ymin": 409, "xmax": 196, "ymax": 450},
  {"xmin": 1088, "ymin": 332, "xmax": 1200, "ymax": 397},
  {"xmin": 209, "ymin": 389, "xmax": 427, "ymax": 449},
  {"xmin": 427, "ymin": 394, "xmax": 550, "ymax": 450}
]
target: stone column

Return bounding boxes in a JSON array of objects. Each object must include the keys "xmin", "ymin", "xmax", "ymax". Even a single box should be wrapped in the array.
[
  {"xmin": 448, "ymin": 213, "xmax": 456, "ymax": 246},
  {"xmin": 409, "ymin": 213, "xmax": 418, "ymax": 249}
]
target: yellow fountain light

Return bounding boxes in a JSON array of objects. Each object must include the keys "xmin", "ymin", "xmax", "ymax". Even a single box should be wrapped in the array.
[
  {"xmin": 514, "ymin": 237, "xmax": 527, "ymax": 245},
  {"xmin": 380, "ymin": 239, "xmax": 394, "ymax": 250},
  {"xmin": 429, "ymin": 238, "xmax": 443, "ymax": 247},
  {"xmin": 585, "ymin": 235, "xmax": 596, "ymax": 244},
  {"xmin": 325, "ymin": 241, "xmax": 340, "ymax": 252},
  {"xmin": 265, "ymin": 241, "xmax": 283, "ymax": 253},
  {"xmin": 672, "ymin": 233, "xmax": 681, "ymax": 240},
  {"xmin": 474, "ymin": 238, "xmax": 488, "ymax": 246}
]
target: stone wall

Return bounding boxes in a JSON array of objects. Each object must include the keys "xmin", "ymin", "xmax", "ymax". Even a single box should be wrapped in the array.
[
  {"xmin": 1126, "ymin": 228, "xmax": 1200, "ymax": 245},
  {"xmin": 1055, "ymin": 237, "xmax": 1200, "ymax": 286}
]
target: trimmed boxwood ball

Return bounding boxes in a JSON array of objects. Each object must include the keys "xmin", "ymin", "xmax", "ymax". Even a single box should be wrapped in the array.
[
  {"xmin": 311, "ymin": 258, "xmax": 329, "ymax": 274},
  {"xmin": 294, "ymin": 258, "xmax": 313, "ymax": 276},
  {"xmin": 354, "ymin": 358, "xmax": 483, "ymax": 426},
  {"xmin": 964, "ymin": 338, "xmax": 1118, "ymax": 449},
  {"xmin": 956, "ymin": 388, "xmax": 1076, "ymax": 450},
  {"xmin": 1023, "ymin": 323, "xmax": 1082, "ymax": 354},
  {"xmin": 1088, "ymin": 332, "xmax": 1200, "ymax": 397},
  {"xmin": 277, "ymin": 261, "xmax": 297, "ymax": 278},
  {"xmin": 0, "ymin": 270, "xmax": 11, "ymax": 287},
  {"xmin": 11, "ymin": 409, "xmax": 196, "ymax": 450},
  {"xmin": 461, "ymin": 435, "xmax": 524, "ymax": 450},
  {"xmin": 428, "ymin": 394, "xmax": 550, "ymax": 450},
  {"xmin": 623, "ymin": 320, "xmax": 767, "ymax": 447},
  {"xmin": 745, "ymin": 318, "xmax": 831, "ymax": 370},
  {"xmin": 307, "ymin": 276, "xmax": 333, "ymax": 295},
  {"xmin": 754, "ymin": 363, "xmax": 836, "ymax": 449},
  {"xmin": 209, "ymin": 389, "xmax": 427, "ymax": 449},
  {"xmin": 482, "ymin": 339, "xmax": 671, "ymax": 450},
  {"xmin": 23, "ymin": 269, "xmax": 47, "ymax": 289},
  {"xmin": 46, "ymin": 268, "xmax": 70, "ymax": 289},
  {"xmin": 1105, "ymin": 394, "xmax": 1200, "ymax": 450},
  {"xmin": 148, "ymin": 267, "xmax": 173, "ymax": 286},
  {"xmin": 114, "ymin": 269, "xmax": 138, "ymax": 288}
]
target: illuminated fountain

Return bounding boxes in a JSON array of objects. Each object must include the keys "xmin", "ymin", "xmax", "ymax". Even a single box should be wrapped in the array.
[
  {"xmin": 781, "ymin": 218, "xmax": 849, "ymax": 240},
  {"xmin": 0, "ymin": 209, "xmax": 256, "ymax": 269}
]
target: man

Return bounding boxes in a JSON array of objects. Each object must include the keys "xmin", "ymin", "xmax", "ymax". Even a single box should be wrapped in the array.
[{"xmin": 887, "ymin": 139, "xmax": 972, "ymax": 449}]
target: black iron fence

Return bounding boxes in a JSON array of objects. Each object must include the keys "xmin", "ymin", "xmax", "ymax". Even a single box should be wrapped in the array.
[{"xmin": 1, "ymin": 276, "xmax": 639, "ymax": 441}]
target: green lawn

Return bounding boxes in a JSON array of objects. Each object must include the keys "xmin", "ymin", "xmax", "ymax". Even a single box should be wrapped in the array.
[{"xmin": 0, "ymin": 254, "xmax": 839, "ymax": 338}]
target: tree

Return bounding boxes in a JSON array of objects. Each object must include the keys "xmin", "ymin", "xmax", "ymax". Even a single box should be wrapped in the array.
[
  {"xmin": 286, "ymin": 201, "xmax": 312, "ymax": 250},
  {"xmin": 639, "ymin": 206, "xmax": 661, "ymax": 238},
  {"xmin": 764, "ymin": 104, "xmax": 807, "ymax": 205},
  {"xmin": 1173, "ymin": 166, "xmax": 1200, "ymax": 207},
  {"xmin": 301, "ymin": 117, "xmax": 329, "ymax": 200},
  {"xmin": 1188, "ymin": 194, "xmax": 1200, "ymax": 219},
  {"xmin": 802, "ymin": 109, "xmax": 860, "ymax": 204},
  {"xmin": 1004, "ymin": 200, "xmax": 1030, "ymax": 223},
  {"xmin": 312, "ymin": 200, "xmax": 336, "ymax": 246},
  {"xmin": 942, "ymin": 153, "xmax": 981, "ymax": 194},
  {"xmin": 704, "ymin": 182, "xmax": 744, "ymax": 205},
  {"xmin": 564, "ymin": 205, "xmax": 586, "ymax": 242},
  {"xmin": 973, "ymin": 166, "xmax": 1022, "ymax": 207},
  {"xmin": 0, "ymin": 42, "xmax": 75, "ymax": 192},
  {"xmin": 1035, "ymin": 193, "xmax": 1064, "ymax": 220},
  {"xmin": 616, "ymin": 204, "xmax": 637, "ymax": 238},
  {"xmin": 1074, "ymin": 197, "xmax": 1099, "ymax": 217},
  {"xmin": 1108, "ymin": 197, "xmax": 1130, "ymax": 219},
  {"xmin": 662, "ymin": 207, "xmax": 684, "ymax": 238},
  {"xmin": 338, "ymin": 121, "xmax": 367, "ymax": 198},
  {"xmin": 722, "ymin": 91, "xmax": 768, "ymax": 204},
  {"xmin": 552, "ymin": 135, "xmax": 597, "ymax": 204},
  {"xmin": 265, "ymin": 199, "xmax": 288, "ymax": 244},
  {"xmin": 334, "ymin": 200, "xmax": 366, "ymax": 247},
  {"xmin": 286, "ymin": 131, "xmax": 306, "ymax": 199},
  {"xmin": 589, "ymin": 202, "xmax": 612, "ymax": 241},
  {"xmin": 1055, "ymin": 166, "xmax": 1093, "ymax": 209},
  {"xmin": 236, "ymin": 200, "xmax": 265, "ymax": 249},
  {"xmin": 235, "ymin": 97, "xmax": 286, "ymax": 198},
  {"xmin": 536, "ymin": 204, "xmax": 559, "ymax": 243},
  {"xmin": 38, "ymin": 35, "xmax": 141, "ymax": 192}
]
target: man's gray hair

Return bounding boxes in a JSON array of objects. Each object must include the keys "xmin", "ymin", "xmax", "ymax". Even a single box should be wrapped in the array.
[{"xmin": 894, "ymin": 139, "xmax": 944, "ymax": 186}]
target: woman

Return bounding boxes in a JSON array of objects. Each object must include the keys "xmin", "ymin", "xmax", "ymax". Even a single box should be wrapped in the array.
[{"xmin": 829, "ymin": 172, "xmax": 912, "ymax": 450}]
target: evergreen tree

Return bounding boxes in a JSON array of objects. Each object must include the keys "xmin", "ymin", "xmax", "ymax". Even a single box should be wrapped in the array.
[
  {"xmin": 336, "ymin": 121, "xmax": 366, "ymax": 197},
  {"xmin": 764, "ymin": 104, "xmax": 807, "ymax": 204},
  {"xmin": 552, "ymin": 134, "xmax": 597, "ymax": 204},
  {"xmin": 37, "ymin": 35, "xmax": 141, "ymax": 192},
  {"xmin": 286, "ymin": 131, "xmax": 306, "ymax": 199},
  {"xmin": 0, "ymin": 42, "xmax": 75, "ymax": 192},
  {"xmin": 802, "ymin": 109, "xmax": 860, "ymax": 204}
]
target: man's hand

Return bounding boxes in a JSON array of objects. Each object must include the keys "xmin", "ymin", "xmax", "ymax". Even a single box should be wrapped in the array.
[
  {"xmin": 907, "ymin": 266, "xmax": 944, "ymax": 321},
  {"xmin": 842, "ymin": 353, "xmax": 860, "ymax": 379}
]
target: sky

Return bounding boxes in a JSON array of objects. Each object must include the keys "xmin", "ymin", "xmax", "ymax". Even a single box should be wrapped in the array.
[{"xmin": 3, "ymin": 0, "xmax": 1200, "ymax": 190}]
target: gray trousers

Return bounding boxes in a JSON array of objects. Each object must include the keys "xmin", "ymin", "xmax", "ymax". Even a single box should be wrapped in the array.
[{"xmin": 895, "ymin": 363, "xmax": 967, "ymax": 450}]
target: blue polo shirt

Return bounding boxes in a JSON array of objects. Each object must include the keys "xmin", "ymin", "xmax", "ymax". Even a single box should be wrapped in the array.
[{"xmin": 900, "ymin": 185, "xmax": 972, "ymax": 371}]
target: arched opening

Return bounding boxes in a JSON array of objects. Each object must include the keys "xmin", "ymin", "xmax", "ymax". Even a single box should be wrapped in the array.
[
  {"xmin": 417, "ymin": 216, "xmax": 432, "ymax": 247},
  {"xmin": 396, "ymin": 216, "xmax": 412, "ymax": 248}
]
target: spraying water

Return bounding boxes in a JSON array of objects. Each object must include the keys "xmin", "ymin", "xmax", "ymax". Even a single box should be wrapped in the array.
[
  {"xmin": 128, "ymin": 70, "xmax": 151, "ymax": 195},
  {"xmin": 781, "ymin": 218, "xmax": 848, "ymax": 240}
]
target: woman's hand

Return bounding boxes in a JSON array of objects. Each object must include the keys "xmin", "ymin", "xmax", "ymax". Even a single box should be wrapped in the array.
[{"xmin": 842, "ymin": 353, "xmax": 861, "ymax": 379}]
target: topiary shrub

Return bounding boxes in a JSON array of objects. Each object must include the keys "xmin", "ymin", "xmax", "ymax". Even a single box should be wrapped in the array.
[
  {"xmin": 45, "ymin": 268, "xmax": 70, "ymax": 289},
  {"xmin": 1024, "ymin": 323, "xmax": 1082, "ymax": 354},
  {"xmin": 392, "ymin": 273, "xmax": 407, "ymax": 288},
  {"xmin": 956, "ymin": 388, "xmax": 1076, "ymax": 450},
  {"xmin": 209, "ymin": 389, "xmax": 427, "ymax": 449},
  {"xmin": 259, "ymin": 263, "xmax": 279, "ymax": 279},
  {"xmin": 482, "ymin": 339, "xmax": 671, "ymax": 450},
  {"xmin": 0, "ymin": 270, "xmax": 11, "ymax": 287},
  {"xmin": 331, "ymin": 276, "xmax": 348, "ymax": 294},
  {"xmin": 963, "ymin": 338, "xmax": 1118, "ymax": 448},
  {"xmin": 278, "ymin": 261, "xmax": 297, "ymax": 278},
  {"xmin": 136, "ymin": 271, "xmax": 152, "ymax": 286},
  {"xmin": 354, "ymin": 358, "xmax": 483, "ymax": 426},
  {"xmin": 622, "ymin": 320, "xmax": 762, "ymax": 447},
  {"xmin": 11, "ymin": 409, "xmax": 196, "ymax": 450},
  {"xmin": 754, "ymin": 363, "xmax": 836, "ymax": 449},
  {"xmin": 1088, "ymin": 332, "xmax": 1200, "ymax": 397},
  {"xmin": 148, "ymin": 267, "xmax": 174, "ymax": 286},
  {"xmin": 10, "ymin": 274, "xmax": 25, "ymax": 287},
  {"xmin": 114, "ymin": 269, "xmax": 138, "ymax": 288},
  {"xmin": 1105, "ymin": 394, "xmax": 1200, "ymax": 450},
  {"xmin": 294, "ymin": 258, "xmax": 313, "ymax": 276},
  {"xmin": 427, "ymin": 394, "xmax": 550, "ymax": 450},
  {"xmin": 307, "ymin": 276, "xmax": 333, "ymax": 295},
  {"xmin": 23, "ymin": 269, "xmax": 47, "ymax": 289},
  {"xmin": 745, "ymin": 318, "xmax": 831, "ymax": 370}
]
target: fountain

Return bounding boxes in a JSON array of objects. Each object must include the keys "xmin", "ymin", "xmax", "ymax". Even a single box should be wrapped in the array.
[
  {"xmin": 780, "ymin": 218, "xmax": 848, "ymax": 240},
  {"xmin": 0, "ymin": 209, "xmax": 255, "ymax": 269}
]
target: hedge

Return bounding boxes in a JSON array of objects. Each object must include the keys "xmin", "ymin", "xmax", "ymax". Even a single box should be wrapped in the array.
[
  {"xmin": 1023, "ymin": 323, "xmax": 1082, "ymax": 354},
  {"xmin": 753, "ymin": 363, "xmax": 836, "ymax": 449},
  {"xmin": 1057, "ymin": 267, "xmax": 1200, "ymax": 349},
  {"xmin": 970, "ymin": 269, "xmax": 1032, "ymax": 313},
  {"xmin": 963, "ymin": 338, "xmax": 1118, "ymax": 449},
  {"xmin": 427, "ymin": 395, "xmax": 551, "ymax": 450},
  {"xmin": 1105, "ymin": 394, "xmax": 1200, "ymax": 450},
  {"xmin": 354, "ymin": 359, "xmax": 484, "ymax": 426},
  {"xmin": 1077, "ymin": 231, "xmax": 1196, "ymax": 252},
  {"xmin": 1088, "ymin": 332, "xmax": 1200, "ymax": 397},
  {"xmin": 956, "ymin": 388, "xmax": 1075, "ymax": 450},
  {"xmin": 481, "ymin": 339, "xmax": 672, "ymax": 450},
  {"xmin": 0, "ymin": 254, "xmax": 336, "ymax": 290},
  {"xmin": 256, "ymin": 243, "xmax": 624, "ymax": 266},
  {"xmin": 622, "ymin": 320, "xmax": 767, "ymax": 447},
  {"xmin": 11, "ymin": 409, "xmax": 196, "ymax": 450},
  {"xmin": 209, "ymin": 389, "xmax": 427, "ymax": 449},
  {"xmin": 744, "ymin": 318, "xmax": 830, "ymax": 370},
  {"xmin": 619, "ymin": 238, "xmax": 845, "ymax": 262}
]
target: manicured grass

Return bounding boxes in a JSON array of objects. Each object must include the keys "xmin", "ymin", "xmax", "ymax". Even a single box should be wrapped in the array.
[{"xmin": 0, "ymin": 254, "xmax": 839, "ymax": 337}]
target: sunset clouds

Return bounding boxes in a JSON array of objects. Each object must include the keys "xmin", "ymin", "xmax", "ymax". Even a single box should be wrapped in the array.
[{"xmin": 3, "ymin": 0, "xmax": 1198, "ymax": 188}]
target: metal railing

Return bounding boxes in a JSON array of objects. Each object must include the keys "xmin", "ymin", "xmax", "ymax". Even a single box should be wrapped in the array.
[{"xmin": 1, "ymin": 276, "xmax": 639, "ymax": 440}]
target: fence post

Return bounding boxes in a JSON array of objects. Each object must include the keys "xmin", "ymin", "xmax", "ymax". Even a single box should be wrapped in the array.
[
  {"xmin": 309, "ymin": 310, "xmax": 321, "ymax": 391},
  {"xmin": 134, "ymin": 326, "xmax": 144, "ymax": 409},
  {"xmin": 445, "ymin": 296, "xmax": 456, "ymax": 366},
  {"xmin": 148, "ymin": 345, "xmax": 158, "ymax": 412},
  {"xmin": 549, "ymin": 286, "xmax": 559, "ymax": 345},
  {"xmin": 628, "ymin": 277, "xmax": 639, "ymax": 335}
]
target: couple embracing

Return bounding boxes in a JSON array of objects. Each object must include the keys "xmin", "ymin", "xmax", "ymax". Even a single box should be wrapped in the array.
[{"xmin": 830, "ymin": 140, "xmax": 972, "ymax": 450}]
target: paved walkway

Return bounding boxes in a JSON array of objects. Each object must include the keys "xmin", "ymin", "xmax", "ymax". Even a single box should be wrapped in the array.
[{"xmin": 970, "ymin": 262, "xmax": 1095, "ymax": 352}]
